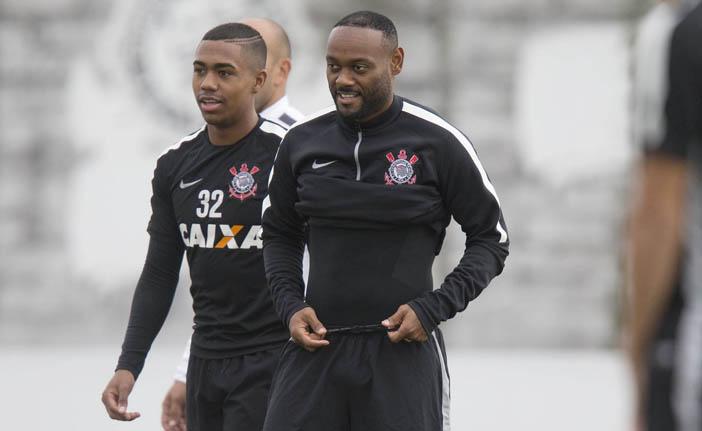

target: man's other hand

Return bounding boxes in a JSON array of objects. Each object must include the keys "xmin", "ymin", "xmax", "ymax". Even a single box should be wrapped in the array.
[
  {"xmin": 102, "ymin": 369, "xmax": 141, "ymax": 421},
  {"xmin": 161, "ymin": 380, "xmax": 187, "ymax": 431},
  {"xmin": 289, "ymin": 307, "xmax": 329, "ymax": 351},
  {"xmin": 383, "ymin": 304, "xmax": 428, "ymax": 343}
]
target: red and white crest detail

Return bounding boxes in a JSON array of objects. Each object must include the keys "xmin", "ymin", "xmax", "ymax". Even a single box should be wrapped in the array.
[
  {"xmin": 228, "ymin": 163, "xmax": 260, "ymax": 201},
  {"xmin": 385, "ymin": 149, "xmax": 419, "ymax": 185}
]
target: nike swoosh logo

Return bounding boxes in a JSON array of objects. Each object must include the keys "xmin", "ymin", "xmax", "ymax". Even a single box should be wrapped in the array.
[
  {"xmin": 179, "ymin": 178, "xmax": 203, "ymax": 189},
  {"xmin": 312, "ymin": 160, "xmax": 338, "ymax": 169}
]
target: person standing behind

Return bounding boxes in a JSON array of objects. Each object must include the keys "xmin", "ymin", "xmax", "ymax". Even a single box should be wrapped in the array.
[
  {"xmin": 245, "ymin": 18, "xmax": 304, "ymax": 128},
  {"xmin": 627, "ymin": 2, "xmax": 702, "ymax": 430},
  {"xmin": 101, "ymin": 22, "xmax": 291, "ymax": 431},
  {"xmin": 159, "ymin": 18, "xmax": 303, "ymax": 431},
  {"xmin": 262, "ymin": 11, "xmax": 508, "ymax": 431}
]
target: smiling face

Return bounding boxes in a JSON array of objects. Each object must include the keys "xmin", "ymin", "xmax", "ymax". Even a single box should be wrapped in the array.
[
  {"xmin": 192, "ymin": 40, "xmax": 264, "ymax": 128},
  {"xmin": 325, "ymin": 26, "xmax": 403, "ymax": 123}
]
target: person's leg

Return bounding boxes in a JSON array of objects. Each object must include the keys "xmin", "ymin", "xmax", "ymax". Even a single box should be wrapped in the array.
[
  {"xmin": 186, "ymin": 355, "xmax": 224, "ymax": 431},
  {"xmin": 349, "ymin": 331, "xmax": 448, "ymax": 431},
  {"xmin": 263, "ymin": 339, "xmax": 350, "ymax": 431},
  {"xmin": 220, "ymin": 347, "xmax": 281, "ymax": 431}
]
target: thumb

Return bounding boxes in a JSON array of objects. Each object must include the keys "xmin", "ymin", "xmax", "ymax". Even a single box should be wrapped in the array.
[
  {"xmin": 117, "ymin": 384, "xmax": 131, "ymax": 413},
  {"xmin": 306, "ymin": 309, "xmax": 327, "ymax": 336},
  {"xmin": 382, "ymin": 306, "xmax": 406, "ymax": 330}
]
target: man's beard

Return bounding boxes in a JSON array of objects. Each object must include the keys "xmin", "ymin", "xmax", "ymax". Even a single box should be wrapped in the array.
[{"xmin": 333, "ymin": 74, "xmax": 392, "ymax": 123}]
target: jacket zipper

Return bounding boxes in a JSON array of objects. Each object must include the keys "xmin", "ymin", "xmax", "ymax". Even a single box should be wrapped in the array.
[{"xmin": 353, "ymin": 130, "xmax": 363, "ymax": 181}]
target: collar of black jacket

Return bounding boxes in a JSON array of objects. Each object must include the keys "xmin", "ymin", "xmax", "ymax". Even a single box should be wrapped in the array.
[{"xmin": 336, "ymin": 95, "xmax": 403, "ymax": 135}]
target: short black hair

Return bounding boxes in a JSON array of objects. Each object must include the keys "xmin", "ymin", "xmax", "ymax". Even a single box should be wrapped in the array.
[
  {"xmin": 333, "ymin": 11, "xmax": 398, "ymax": 49},
  {"xmin": 201, "ymin": 23, "xmax": 267, "ymax": 70}
]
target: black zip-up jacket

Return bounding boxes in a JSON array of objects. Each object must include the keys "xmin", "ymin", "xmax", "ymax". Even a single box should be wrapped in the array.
[{"xmin": 262, "ymin": 96, "xmax": 509, "ymax": 334}]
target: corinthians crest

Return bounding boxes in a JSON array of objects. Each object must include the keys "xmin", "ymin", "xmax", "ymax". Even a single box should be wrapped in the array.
[
  {"xmin": 385, "ymin": 149, "xmax": 419, "ymax": 185},
  {"xmin": 228, "ymin": 163, "xmax": 259, "ymax": 201}
]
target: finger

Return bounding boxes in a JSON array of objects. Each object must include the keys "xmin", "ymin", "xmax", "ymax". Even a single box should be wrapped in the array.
[
  {"xmin": 382, "ymin": 306, "xmax": 407, "ymax": 330},
  {"xmin": 111, "ymin": 407, "xmax": 140, "ymax": 421},
  {"xmin": 102, "ymin": 390, "xmax": 122, "ymax": 417},
  {"xmin": 108, "ymin": 406, "xmax": 141, "ymax": 421},
  {"xmin": 415, "ymin": 328, "xmax": 429, "ymax": 342},
  {"xmin": 291, "ymin": 328, "xmax": 330, "ymax": 348},
  {"xmin": 403, "ymin": 320, "xmax": 427, "ymax": 342},
  {"xmin": 299, "ymin": 334, "xmax": 330, "ymax": 351},
  {"xmin": 123, "ymin": 411, "xmax": 141, "ymax": 421},
  {"xmin": 387, "ymin": 321, "xmax": 411, "ymax": 343},
  {"xmin": 304, "ymin": 310, "xmax": 327, "ymax": 337},
  {"xmin": 166, "ymin": 419, "xmax": 178, "ymax": 431},
  {"xmin": 169, "ymin": 396, "xmax": 186, "ymax": 424},
  {"xmin": 406, "ymin": 318, "xmax": 428, "ymax": 342},
  {"xmin": 302, "ymin": 336, "xmax": 330, "ymax": 349},
  {"xmin": 116, "ymin": 385, "xmax": 141, "ymax": 421},
  {"xmin": 161, "ymin": 395, "xmax": 171, "ymax": 429},
  {"xmin": 117, "ymin": 385, "xmax": 130, "ymax": 414}
]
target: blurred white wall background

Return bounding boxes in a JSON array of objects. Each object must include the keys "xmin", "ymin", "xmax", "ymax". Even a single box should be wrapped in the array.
[{"xmin": 0, "ymin": 0, "xmax": 649, "ymax": 348}]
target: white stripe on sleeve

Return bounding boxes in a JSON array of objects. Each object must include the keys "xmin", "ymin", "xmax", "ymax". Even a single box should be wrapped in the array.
[{"xmin": 402, "ymin": 101, "xmax": 508, "ymax": 243}]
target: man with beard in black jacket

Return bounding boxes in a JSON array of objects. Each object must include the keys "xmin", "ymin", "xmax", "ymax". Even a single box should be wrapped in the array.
[{"xmin": 261, "ymin": 11, "xmax": 509, "ymax": 431}]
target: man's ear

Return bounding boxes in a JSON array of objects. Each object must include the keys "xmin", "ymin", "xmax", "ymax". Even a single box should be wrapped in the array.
[
  {"xmin": 276, "ymin": 58, "xmax": 292, "ymax": 86},
  {"xmin": 252, "ymin": 69, "xmax": 267, "ymax": 94},
  {"xmin": 390, "ymin": 47, "xmax": 404, "ymax": 76}
]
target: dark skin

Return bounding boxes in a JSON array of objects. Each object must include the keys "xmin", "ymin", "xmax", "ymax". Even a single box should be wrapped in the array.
[
  {"xmin": 290, "ymin": 26, "xmax": 427, "ymax": 352},
  {"xmin": 101, "ymin": 38, "xmax": 266, "ymax": 422},
  {"xmin": 161, "ymin": 380, "xmax": 186, "ymax": 431},
  {"xmin": 192, "ymin": 40, "xmax": 266, "ymax": 146},
  {"xmin": 626, "ymin": 155, "xmax": 687, "ymax": 430},
  {"xmin": 102, "ymin": 369, "xmax": 140, "ymax": 421},
  {"xmin": 325, "ymin": 26, "xmax": 403, "ymax": 123}
]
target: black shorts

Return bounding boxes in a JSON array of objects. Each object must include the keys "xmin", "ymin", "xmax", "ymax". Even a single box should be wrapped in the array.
[
  {"xmin": 186, "ymin": 346, "xmax": 282, "ymax": 431},
  {"xmin": 645, "ymin": 276, "xmax": 684, "ymax": 431},
  {"xmin": 263, "ymin": 329, "xmax": 451, "ymax": 431}
]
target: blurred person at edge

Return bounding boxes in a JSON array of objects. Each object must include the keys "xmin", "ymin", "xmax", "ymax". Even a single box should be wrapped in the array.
[
  {"xmin": 159, "ymin": 17, "xmax": 303, "ymax": 431},
  {"xmin": 627, "ymin": 1, "xmax": 702, "ymax": 430},
  {"xmin": 101, "ymin": 22, "xmax": 293, "ymax": 431}
]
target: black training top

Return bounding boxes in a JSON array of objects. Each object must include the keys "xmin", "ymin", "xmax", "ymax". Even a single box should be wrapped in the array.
[
  {"xmin": 657, "ymin": 2, "xmax": 702, "ymax": 160},
  {"xmin": 117, "ymin": 119, "xmax": 289, "ymax": 379},
  {"xmin": 262, "ymin": 96, "xmax": 509, "ymax": 335},
  {"xmin": 654, "ymin": 3, "xmax": 702, "ymax": 301}
]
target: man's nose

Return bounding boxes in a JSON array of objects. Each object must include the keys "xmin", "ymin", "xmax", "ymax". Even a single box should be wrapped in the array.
[
  {"xmin": 335, "ymin": 68, "xmax": 354, "ymax": 87},
  {"xmin": 200, "ymin": 71, "xmax": 218, "ymax": 90}
]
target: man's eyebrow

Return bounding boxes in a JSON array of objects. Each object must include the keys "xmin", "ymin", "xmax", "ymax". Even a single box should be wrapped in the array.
[
  {"xmin": 193, "ymin": 61, "xmax": 237, "ymax": 69},
  {"xmin": 325, "ymin": 55, "xmax": 371, "ymax": 63},
  {"xmin": 212, "ymin": 63, "xmax": 236, "ymax": 69}
]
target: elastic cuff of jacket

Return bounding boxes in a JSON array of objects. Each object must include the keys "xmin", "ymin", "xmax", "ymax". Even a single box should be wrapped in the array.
[
  {"xmin": 284, "ymin": 302, "xmax": 310, "ymax": 328},
  {"xmin": 114, "ymin": 365, "xmax": 140, "ymax": 381},
  {"xmin": 407, "ymin": 300, "xmax": 437, "ymax": 336}
]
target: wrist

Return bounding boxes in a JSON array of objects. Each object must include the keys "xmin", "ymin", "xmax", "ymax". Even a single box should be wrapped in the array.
[{"xmin": 286, "ymin": 302, "xmax": 310, "ymax": 328}]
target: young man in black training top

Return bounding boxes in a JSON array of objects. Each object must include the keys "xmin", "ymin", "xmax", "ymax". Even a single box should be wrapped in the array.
[
  {"xmin": 160, "ymin": 18, "xmax": 304, "ymax": 431},
  {"xmin": 100, "ymin": 23, "xmax": 289, "ymax": 431},
  {"xmin": 628, "ymin": 2, "xmax": 702, "ymax": 430},
  {"xmin": 262, "ymin": 11, "xmax": 509, "ymax": 431}
]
